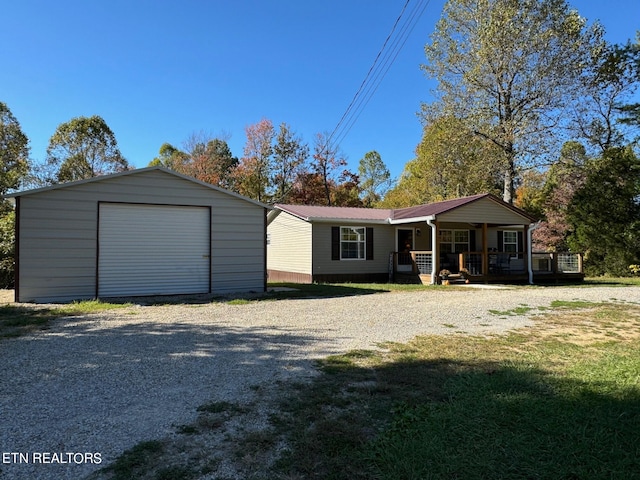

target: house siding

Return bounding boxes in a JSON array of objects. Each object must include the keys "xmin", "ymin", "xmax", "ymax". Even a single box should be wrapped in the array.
[
  {"xmin": 266, "ymin": 212, "xmax": 312, "ymax": 278},
  {"xmin": 16, "ymin": 169, "xmax": 266, "ymax": 302},
  {"xmin": 311, "ymin": 223, "xmax": 395, "ymax": 277},
  {"xmin": 438, "ymin": 197, "xmax": 531, "ymax": 225}
]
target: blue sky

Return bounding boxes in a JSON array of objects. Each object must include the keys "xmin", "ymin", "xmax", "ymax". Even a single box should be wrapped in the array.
[{"xmin": 2, "ymin": 0, "xmax": 638, "ymax": 181}]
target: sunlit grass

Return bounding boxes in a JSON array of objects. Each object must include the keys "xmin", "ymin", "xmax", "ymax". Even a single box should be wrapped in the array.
[{"xmin": 270, "ymin": 301, "xmax": 640, "ymax": 479}]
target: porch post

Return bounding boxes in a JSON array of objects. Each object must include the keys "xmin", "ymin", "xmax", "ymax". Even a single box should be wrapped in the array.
[
  {"xmin": 426, "ymin": 217, "xmax": 438, "ymax": 284},
  {"xmin": 482, "ymin": 223, "xmax": 488, "ymax": 276},
  {"xmin": 523, "ymin": 224, "xmax": 529, "ymax": 277}
]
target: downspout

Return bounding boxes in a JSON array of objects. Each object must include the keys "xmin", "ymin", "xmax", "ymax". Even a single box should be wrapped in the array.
[
  {"xmin": 527, "ymin": 221, "xmax": 542, "ymax": 285},
  {"xmin": 426, "ymin": 216, "xmax": 437, "ymax": 285}
]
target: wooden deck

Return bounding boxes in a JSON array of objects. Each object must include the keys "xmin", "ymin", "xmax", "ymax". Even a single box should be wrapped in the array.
[{"xmin": 392, "ymin": 251, "xmax": 584, "ymax": 285}]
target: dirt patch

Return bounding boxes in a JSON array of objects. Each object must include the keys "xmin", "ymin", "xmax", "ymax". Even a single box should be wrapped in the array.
[
  {"xmin": 0, "ymin": 289, "xmax": 14, "ymax": 303},
  {"xmin": 529, "ymin": 305, "xmax": 640, "ymax": 345}
]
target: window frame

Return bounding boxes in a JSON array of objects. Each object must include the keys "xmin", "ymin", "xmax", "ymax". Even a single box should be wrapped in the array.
[
  {"xmin": 340, "ymin": 226, "xmax": 367, "ymax": 261},
  {"xmin": 439, "ymin": 229, "xmax": 469, "ymax": 254},
  {"xmin": 503, "ymin": 230, "xmax": 518, "ymax": 254}
]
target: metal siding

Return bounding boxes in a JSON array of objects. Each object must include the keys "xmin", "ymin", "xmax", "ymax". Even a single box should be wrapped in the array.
[
  {"xmin": 16, "ymin": 169, "xmax": 266, "ymax": 302},
  {"xmin": 98, "ymin": 204, "xmax": 210, "ymax": 296}
]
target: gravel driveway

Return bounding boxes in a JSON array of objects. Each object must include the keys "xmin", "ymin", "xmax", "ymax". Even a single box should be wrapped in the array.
[{"xmin": 1, "ymin": 285, "xmax": 638, "ymax": 480}]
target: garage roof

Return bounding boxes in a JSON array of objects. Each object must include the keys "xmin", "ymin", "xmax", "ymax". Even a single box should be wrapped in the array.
[{"xmin": 4, "ymin": 166, "xmax": 270, "ymax": 209}]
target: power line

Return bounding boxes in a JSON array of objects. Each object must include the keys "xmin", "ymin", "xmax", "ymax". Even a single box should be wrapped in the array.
[{"xmin": 326, "ymin": 0, "xmax": 431, "ymax": 154}]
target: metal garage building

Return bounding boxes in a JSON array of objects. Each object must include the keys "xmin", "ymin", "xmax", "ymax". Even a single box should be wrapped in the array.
[{"xmin": 6, "ymin": 167, "xmax": 269, "ymax": 303}]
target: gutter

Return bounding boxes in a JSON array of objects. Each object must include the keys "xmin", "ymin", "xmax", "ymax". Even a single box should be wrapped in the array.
[
  {"xmin": 527, "ymin": 221, "xmax": 542, "ymax": 285},
  {"xmin": 425, "ymin": 216, "xmax": 437, "ymax": 285}
]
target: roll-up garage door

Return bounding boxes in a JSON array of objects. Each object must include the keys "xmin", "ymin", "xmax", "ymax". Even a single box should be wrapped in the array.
[{"xmin": 98, "ymin": 203, "xmax": 210, "ymax": 297}]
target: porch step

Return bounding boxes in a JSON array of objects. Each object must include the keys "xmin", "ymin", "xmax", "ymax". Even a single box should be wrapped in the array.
[{"xmin": 442, "ymin": 274, "xmax": 469, "ymax": 284}]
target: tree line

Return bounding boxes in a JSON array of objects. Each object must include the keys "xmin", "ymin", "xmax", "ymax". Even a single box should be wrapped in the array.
[
  {"xmin": 147, "ymin": 119, "xmax": 392, "ymax": 207},
  {"xmin": 1, "ymin": 0, "xmax": 639, "ymax": 284}
]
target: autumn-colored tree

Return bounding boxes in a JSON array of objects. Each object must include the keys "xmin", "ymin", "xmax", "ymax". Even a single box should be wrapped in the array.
[
  {"xmin": 310, "ymin": 133, "xmax": 348, "ymax": 206},
  {"xmin": 288, "ymin": 172, "xmax": 329, "ymax": 205},
  {"xmin": 332, "ymin": 170, "xmax": 362, "ymax": 207},
  {"xmin": 532, "ymin": 141, "xmax": 588, "ymax": 251},
  {"xmin": 187, "ymin": 137, "xmax": 238, "ymax": 189},
  {"xmin": 514, "ymin": 170, "xmax": 546, "ymax": 220},
  {"xmin": 233, "ymin": 119, "xmax": 275, "ymax": 202},
  {"xmin": 272, "ymin": 123, "xmax": 308, "ymax": 203}
]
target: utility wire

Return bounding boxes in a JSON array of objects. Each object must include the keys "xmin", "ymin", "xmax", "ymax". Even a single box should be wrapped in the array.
[{"xmin": 325, "ymin": 0, "xmax": 431, "ymax": 153}]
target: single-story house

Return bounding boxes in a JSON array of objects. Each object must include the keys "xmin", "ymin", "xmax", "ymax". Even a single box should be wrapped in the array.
[
  {"xmin": 267, "ymin": 193, "xmax": 583, "ymax": 285},
  {"xmin": 5, "ymin": 166, "xmax": 269, "ymax": 303}
]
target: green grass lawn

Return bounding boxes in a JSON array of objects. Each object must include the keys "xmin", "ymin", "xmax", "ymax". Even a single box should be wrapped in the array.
[{"xmin": 270, "ymin": 300, "xmax": 640, "ymax": 480}]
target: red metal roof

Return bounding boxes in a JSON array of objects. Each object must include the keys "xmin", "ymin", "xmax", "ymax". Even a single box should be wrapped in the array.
[
  {"xmin": 275, "ymin": 193, "xmax": 536, "ymax": 223},
  {"xmin": 275, "ymin": 204, "xmax": 393, "ymax": 222},
  {"xmin": 391, "ymin": 193, "xmax": 490, "ymax": 220}
]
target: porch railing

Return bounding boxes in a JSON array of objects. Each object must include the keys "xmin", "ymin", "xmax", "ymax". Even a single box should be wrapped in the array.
[
  {"xmin": 394, "ymin": 251, "xmax": 433, "ymax": 275},
  {"xmin": 392, "ymin": 251, "xmax": 583, "ymax": 277}
]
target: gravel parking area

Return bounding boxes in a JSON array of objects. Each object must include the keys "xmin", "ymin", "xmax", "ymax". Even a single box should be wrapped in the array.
[{"xmin": 1, "ymin": 285, "xmax": 639, "ymax": 480}]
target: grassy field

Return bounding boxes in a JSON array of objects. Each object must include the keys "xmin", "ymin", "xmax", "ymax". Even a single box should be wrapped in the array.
[{"xmin": 268, "ymin": 299, "xmax": 640, "ymax": 480}]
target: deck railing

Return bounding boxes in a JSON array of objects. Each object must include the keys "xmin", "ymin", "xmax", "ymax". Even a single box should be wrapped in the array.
[{"xmin": 392, "ymin": 251, "xmax": 583, "ymax": 277}]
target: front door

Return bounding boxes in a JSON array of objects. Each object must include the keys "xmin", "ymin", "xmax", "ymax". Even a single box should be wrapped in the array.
[{"xmin": 396, "ymin": 228, "xmax": 414, "ymax": 272}]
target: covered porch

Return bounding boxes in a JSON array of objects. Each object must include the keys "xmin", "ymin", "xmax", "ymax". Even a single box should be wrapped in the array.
[{"xmin": 391, "ymin": 250, "xmax": 584, "ymax": 284}]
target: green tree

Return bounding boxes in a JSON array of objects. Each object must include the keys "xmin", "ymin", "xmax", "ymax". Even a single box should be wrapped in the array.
[
  {"xmin": 616, "ymin": 33, "xmax": 640, "ymax": 129},
  {"xmin": 381, "ymin": 116, "xmax": 502, "ymax": 208},
  {"xmin": 46, "ymin": 115, "xmax": 129, "ymax": 183},
  {"xmin": 576, "ymin": 34, "xmax": 640, "ymax": 151},
  {"xmin": 149, "ymin": 143, "xmax": 190, "ymax": 171},
  {"xmin": 567, "ymin": 146, "xmax": 640, "ymax": 275},
  {"xmin": 422, "ymin": 0, "xmax": 602, "ymax": 203},
  {"xmin": 0, "ymin": 208, "xmax": 15, "ymax": 288},
  {"xmin": 0, "ymin": 102, "xmax": 30, "ymax": 287},
  {"xmin": 0, "ymin": 102, "xmax": 30, "ymax": 194},
  {"xmin": 358, "ymin": 151, "xmax": 391, "ymax": 207}
]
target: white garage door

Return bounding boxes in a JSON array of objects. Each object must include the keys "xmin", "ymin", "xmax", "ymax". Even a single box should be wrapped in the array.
[{"xmin": 98, "ymin": 203, "xmax": 210, "ymax": 297}]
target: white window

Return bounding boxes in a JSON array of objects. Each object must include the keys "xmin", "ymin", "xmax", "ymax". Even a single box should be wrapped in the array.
[
  {"xmin": 341, "ymin": 227, "xmax": 366, "ymax": 260},
  {"xmin": 439, "ymin": 229, "xmax": 469, "ymax": 253},
  {"xmin": 503, "ymin": 231, "xmax": 518, "ymax": 253}
]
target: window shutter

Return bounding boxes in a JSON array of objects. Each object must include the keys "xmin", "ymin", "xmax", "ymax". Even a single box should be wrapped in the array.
[
  {"xmin": 517, "ymin": 231, "xmax": 524, "ymax": 258},
  {"xmin": 497, "ymin": 231, "xmax": 503, "ymax": 252},
  {"xmin": 366, "ymin": 227, "xmax": 374, "ymax": 260},
  {"xmin": 469, "ymin": 230, "xmax": 476, "ymax": 251},
  {"xmin": 331, "ymin": 227, "xmax": 340, "ymax": 260}
]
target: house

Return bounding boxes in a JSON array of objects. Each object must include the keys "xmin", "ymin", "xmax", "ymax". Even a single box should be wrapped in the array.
[
  {"xmin": 267, "ymin": 193, "xmax": 583, "ymax": 285},
  {"xmin": 5, "ymin": 166, "xmax": 269, "ymax": 303}
]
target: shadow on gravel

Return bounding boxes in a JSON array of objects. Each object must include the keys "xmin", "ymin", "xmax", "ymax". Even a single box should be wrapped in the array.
[
  {"xmin": 0, "ymin": 316, "xmax": 339, "ymax": 480},
  {"xmin": 99, "ymin": 283, "xmax": 391, "ymax": 306}
]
